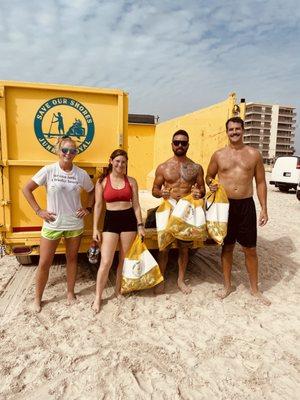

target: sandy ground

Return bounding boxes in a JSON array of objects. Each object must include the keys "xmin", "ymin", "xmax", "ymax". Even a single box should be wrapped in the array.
[{"xmin": 0, "ymin": 174, "xmax": 299, "ymax": 400}]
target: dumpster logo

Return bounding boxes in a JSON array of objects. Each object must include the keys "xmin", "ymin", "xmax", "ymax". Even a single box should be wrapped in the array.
[{"xmin": 34, "ymin": 97, "xmax": 95, "ymax": 154}]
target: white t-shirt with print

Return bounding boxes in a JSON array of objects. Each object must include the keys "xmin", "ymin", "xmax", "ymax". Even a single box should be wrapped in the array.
[{"xmin": 32, "ymin": 162, "xmax": 94, "ymax": 231}]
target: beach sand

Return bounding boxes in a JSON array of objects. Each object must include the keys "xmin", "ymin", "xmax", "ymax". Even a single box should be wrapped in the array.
[{"xmin": 0, "ymin": 176, "xmax": 299, "ymax": 399}]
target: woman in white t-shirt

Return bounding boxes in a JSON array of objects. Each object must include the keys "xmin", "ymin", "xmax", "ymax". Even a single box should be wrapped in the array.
[{"xmin": 23, "ymin": 137, "xmax": 94, "ymax": 312}]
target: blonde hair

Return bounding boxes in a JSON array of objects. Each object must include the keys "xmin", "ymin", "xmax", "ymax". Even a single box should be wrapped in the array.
[{"xmin": 54, "ymin": 136, "xmax": 77, "ymax": 155}]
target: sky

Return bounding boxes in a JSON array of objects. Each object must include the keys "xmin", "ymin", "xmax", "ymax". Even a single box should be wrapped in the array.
[{"xmin": 0, "ymin": 0, "xmax": 299, "ymax": 152}]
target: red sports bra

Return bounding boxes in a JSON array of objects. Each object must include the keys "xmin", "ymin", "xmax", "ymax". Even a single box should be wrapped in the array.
[{"xmin": 103, "ymin": 174, "xmax": 133, "ymax": 202}]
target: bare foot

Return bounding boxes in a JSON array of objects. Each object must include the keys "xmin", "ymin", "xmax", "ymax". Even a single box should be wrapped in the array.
[
  {"xmin": 92, "ymin": 299, "xmax": 101, "ymax": 314},
  {"xmin": 33, "ymin": 301, "xmax": 42, "ymax": 313},
  {"xmin": 177, "ymin": 280, "xmax": 192, "ymax": 294},
  {"xmin": 251, "ymin": 291, "xmax": 271, "ymax": 306},
  {"xmin": 67, "ymin": 293, "xmax": 77, "ymax": 305},
  {"xmin": 217, "ymin": 285, "xmax": 236, "ymax": 299},
  {"xmin": 154, "ymin": 281, "xmax": 165, "ymax": 295}
]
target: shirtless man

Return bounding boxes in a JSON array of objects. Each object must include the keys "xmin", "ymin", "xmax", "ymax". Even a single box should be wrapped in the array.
[
  {"xmin": 206, "ymin": 117, "xmax": 270, "ymax": 305},
  {"xmin": 152, "ymin": 129, "xmax": 205, "ymax": 294}
]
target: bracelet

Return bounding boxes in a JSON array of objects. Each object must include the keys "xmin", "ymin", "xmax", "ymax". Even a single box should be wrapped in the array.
[
  {"xmin": 137, "ymin": 223, "xmax": 144, "ymax": 227},
  {"xmin": 86, "ymin": 207, "xmax": 93, "ymax": 213}
]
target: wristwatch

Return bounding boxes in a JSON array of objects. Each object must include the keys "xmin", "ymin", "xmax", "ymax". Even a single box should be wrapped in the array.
[{"xmin": 86, "ymin": 207, "xmax": 93, "ymax": 213}]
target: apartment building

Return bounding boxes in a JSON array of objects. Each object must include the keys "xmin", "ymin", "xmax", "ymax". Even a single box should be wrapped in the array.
[{"xmin": 244, "ymin": 102, "xmax": 296, "ymax": 164}]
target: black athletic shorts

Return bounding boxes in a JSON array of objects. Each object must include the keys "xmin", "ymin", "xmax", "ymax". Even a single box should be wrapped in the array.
[
  {"xmin": 224, "ymin": 197, "xmax": 257, "ymax": 248},
  {"xmin": 103, "ymin": 208, "xmax": 137, "ymax": 234}
]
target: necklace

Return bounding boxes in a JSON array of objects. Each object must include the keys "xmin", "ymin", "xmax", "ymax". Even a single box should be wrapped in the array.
[{"xmin": 112, "ymin": 178, "xmax": 125, "ymax": 189}]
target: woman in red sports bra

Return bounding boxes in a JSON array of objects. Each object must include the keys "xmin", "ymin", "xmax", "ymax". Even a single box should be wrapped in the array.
[{"xmin": 92, "ymin": 149, "xmax": 145, "ymax": 313}]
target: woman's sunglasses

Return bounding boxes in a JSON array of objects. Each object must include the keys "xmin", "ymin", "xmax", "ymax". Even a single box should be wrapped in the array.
[
  {"xmin": 61, "ymin": 147, "xmax": 77, "ymax": 155},
  {"xmin": 173, "ymin": 140, "xmax": 189, "ymax": 147}
]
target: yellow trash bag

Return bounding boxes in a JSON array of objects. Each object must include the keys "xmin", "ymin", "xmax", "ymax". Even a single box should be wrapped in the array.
[
  {"xmin": 205, "ymin": 180, "xmax": 229, "ymax": 245},
  {"xmin": 155, "ymin": 198, "xmax": 177, "ymax": 250},
  {"xmin": 166, "ymin": 194, "xmax": 207, "ymax": 242},
  {"xmin": 121, "ymin": 235, "xmax": 163, "ymax": 294}
]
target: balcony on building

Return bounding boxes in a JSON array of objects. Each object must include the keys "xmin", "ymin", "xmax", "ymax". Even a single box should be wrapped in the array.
[
  {"xmin": 246, "ymin": 105, "xmax": 272, "ymax": 115},
  {"xmin": 276, "ymin": 140, "xmax": 292, "ymax": 145},
  {"xmin": 277, "ymin": 135, "xmax": 292, "ymax": 140},
  {"xmin": 245, "ymin": 120, "xmax": 271, "ymax": 127},
  {"xmin": 277, "ymin": 125, "xmax": 294, "ymax": 132},
  {"xmin": 278, "ymin": 117, "xmax": 294, "ymax": 123},
  {"xmin": 278, "ymin": 108, "xmax": 295, "ymax": 116}
]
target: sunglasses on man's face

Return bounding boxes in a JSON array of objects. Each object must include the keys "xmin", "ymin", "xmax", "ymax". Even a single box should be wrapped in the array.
[
  {"xmin": 172, "ymin": 140, "xmax": 189, "ymax": 147},
  {"xmin": 61, "ymin": 147, "xmax": 77, "ymax": 155}
]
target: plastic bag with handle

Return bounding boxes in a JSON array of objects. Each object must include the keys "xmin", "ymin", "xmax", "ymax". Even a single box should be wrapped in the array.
[
  {"xmin": 155, "ymin": 198, "xmax": 177, "ymax": 250},
  {"xmin": 166, "ymin": 194, "xmax": 207, "ymax": 242},
  {"xmin": 121, "ymin": 235, "xmax": 163, "ymax": 294},
  {"xmin": 205, "ymin": 180, "xmax": 229, "ymax": 245}
]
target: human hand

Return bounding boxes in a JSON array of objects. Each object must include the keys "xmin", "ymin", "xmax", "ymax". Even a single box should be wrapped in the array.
[
  {"xmin": 259, "ymin": 209, "xmax": 268, "ymax": 226},
  {"xmin": 37, "ymin": 209, "xmax": 56, "ymax": 223},
  {"xmin": 138, "ymin": 225, "xmax": 145, "ymax": 241},
  {"xmin": 191, "ymin": 183, "xmax": 201, "ymax": 199},
  {"xmin": 208, "ymin": 181, "xmax": 218, "ymax": 193},
  {"xmin": 76, "ymin": 208, "xmax": 90, "ymax": 218},
  {"xmin": 161, "ymin": 185, "xmax": 171, "ymax": 199},
  {"xmin": 93, "ymin": 229, "xmax": 102, "ymax": 243}
]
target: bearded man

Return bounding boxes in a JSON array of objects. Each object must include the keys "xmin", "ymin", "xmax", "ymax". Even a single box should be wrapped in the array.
[{"xmin": 152, "ymin": 130, "xmax": 205, "ymax": 294}]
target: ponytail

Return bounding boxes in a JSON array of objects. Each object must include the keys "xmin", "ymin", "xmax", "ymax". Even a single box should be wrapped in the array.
[{"xmin": 99, "ymin": 163, "xmax": 113, "ymax": 183}]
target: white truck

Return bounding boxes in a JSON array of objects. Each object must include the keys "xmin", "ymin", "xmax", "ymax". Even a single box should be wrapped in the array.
[{"xmin": 269, "ymin": 156, "xmax": 300, "ymax": 192}]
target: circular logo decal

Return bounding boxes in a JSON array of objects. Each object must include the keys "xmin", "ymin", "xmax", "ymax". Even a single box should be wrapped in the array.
[
  {"xmin": 34, "ymin": 97, "xmax": 94, "ymax": 154},
  {"xmin": 132, "ymin": 261, "xmax": 143, "ymax": 277}
]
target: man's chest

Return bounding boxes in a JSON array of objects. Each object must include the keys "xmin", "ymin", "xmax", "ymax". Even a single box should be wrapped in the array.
[
  {"xmin": 164, "ymin": 163, "xmax": 198, "ymax": 183},
  {"xmin": 218, "ymin": 153, "xmax": 255, "ymax": 173}
]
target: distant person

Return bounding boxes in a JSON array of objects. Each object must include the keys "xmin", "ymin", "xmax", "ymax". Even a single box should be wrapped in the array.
[
  {"xmin": 92, "ymin": 149, "xmax": 145, "ymax": 313},
  {"xmin": 23, "ymin": 136, "xmax": 94, "ymax": 312},
  {"xmin": 54, "ymin": 112, "xmax": 65, "ymax": 135},
  {"xmin": 206, "ymin": 117, "xmax": 271, "ymax": 305},
  {"xmin": 152, "ymin": 130, "xmax": 205, "ymax": 294}
]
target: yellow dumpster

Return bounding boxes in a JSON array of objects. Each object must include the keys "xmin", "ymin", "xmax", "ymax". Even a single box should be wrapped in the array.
[{"xmin": 0, "ymin": 80, "xmax": 128, "ymax": 263}]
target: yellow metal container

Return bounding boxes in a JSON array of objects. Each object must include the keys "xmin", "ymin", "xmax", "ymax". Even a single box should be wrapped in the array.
[{"xmin": 0, "ymin": 81, "xmax": 128, "ymax": 261}]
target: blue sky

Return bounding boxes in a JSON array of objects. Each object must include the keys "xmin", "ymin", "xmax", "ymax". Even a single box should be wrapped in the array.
[{"xmin": 0, "ymin": 0, "xmax": 299, "ymax": 152}]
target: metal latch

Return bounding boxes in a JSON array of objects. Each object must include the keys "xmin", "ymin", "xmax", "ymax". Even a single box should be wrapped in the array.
[{"xmin": 1, "ymin": 199, "xmax": 11, "ymax": 206}]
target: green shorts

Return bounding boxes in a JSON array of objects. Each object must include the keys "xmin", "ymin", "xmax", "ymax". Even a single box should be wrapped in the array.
[{"xmin": 41, "ymin": 227, "xmax": 84, "ymax": 240}]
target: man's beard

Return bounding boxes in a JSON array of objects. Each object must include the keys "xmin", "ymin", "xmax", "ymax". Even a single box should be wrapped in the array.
[{"xmin": 174, "ymin": 147, "xmax": 187, "ymax": 156}]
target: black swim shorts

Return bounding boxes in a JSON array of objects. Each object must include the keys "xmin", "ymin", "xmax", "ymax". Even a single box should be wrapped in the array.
[
  {"xmin": 224, "ymin": 197, "xmax": 257, "ymax": 248},
  {"xmin": 103, "ymin": 208, "xmax": 137, "ymax": 234}
]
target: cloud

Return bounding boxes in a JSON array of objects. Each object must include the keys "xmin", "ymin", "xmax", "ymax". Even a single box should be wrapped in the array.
[{"xmin": 0, "ymin": 0, "xmax": 299, "ymax": 151}]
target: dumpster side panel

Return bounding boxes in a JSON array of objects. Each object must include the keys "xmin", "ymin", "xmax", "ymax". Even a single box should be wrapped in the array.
[
  {"xmin": 7, "ymin": 166, "xmax": 97, "ymax": 235},
  {"xmin": 0, "ymin": 81, "xmax": 128, "ymax": 254},
  {"xmin": 128, "ymin": 123, "xmax": 155, "ymax": 190}
]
